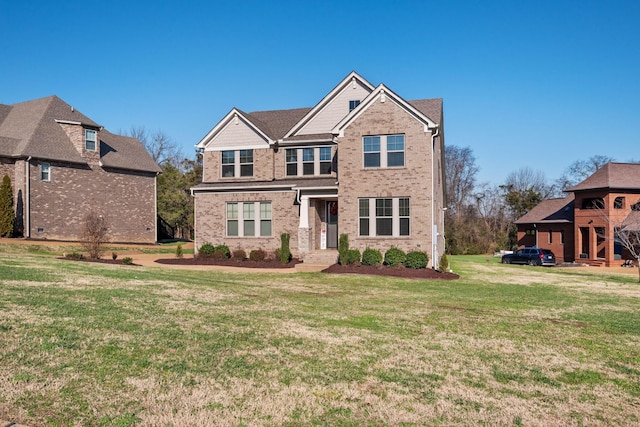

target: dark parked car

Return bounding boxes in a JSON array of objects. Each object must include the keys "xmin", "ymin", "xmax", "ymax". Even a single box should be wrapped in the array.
[{"xmin": 501, "ymin": 247, "xmax": 556, "ymax": 266}]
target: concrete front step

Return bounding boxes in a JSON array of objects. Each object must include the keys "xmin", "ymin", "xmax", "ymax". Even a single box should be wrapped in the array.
[{"xmin": 303, "ymin": 250, "xmax": 338, "ymax": 265}]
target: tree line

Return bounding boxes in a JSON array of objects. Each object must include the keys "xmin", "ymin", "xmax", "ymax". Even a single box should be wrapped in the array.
[{"xmin": 444, "ymin": 146, "xmax": 638, "ymax": 255}]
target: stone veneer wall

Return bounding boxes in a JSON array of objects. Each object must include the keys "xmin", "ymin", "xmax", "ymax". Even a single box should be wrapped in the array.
[
  {"xmin": 336, "ymin": 98, "xmax": 436, "ymax": 264},
  {"xmin": 27, "ymin": 160, "xmax": 157, "ymax": 243},
  {"xmin": 194, "ymin": 190, "xmax": 300, "ymax": 257}
]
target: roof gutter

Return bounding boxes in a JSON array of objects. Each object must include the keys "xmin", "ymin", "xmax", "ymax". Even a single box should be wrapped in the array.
[
  {"xmin": 430, "ymin": 124, "xmax": 440, "ymax": 269},
  {"xmin": 25, "ymin": 156, "xmax": 31, "ymax": 238}
]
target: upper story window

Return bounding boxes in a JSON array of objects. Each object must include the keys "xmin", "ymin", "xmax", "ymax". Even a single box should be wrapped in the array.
[
  {"xmin": 614, "ymin": 197, "xmax": 625, "ymax": 209},
  {"xmin": 85, "ymin": 129, "xmax": 97, "ymax": 151},
  {"xmin": 363, "ymin": 134, "xmax": 405, "ymax": 168},
  {"xmin": 285, "ymin": 147, "xmax": 333, "ymax": 177},
  {"xmin": 349, "ymin": 100, "xmax": 361, "ymax": 112},
  {"xmin": 221, "ymin": 149, "xmax": 253, "ymax": 178},
  {"xmin": 41, "ymin": 163, "xmax": 51, "ymax": 181},
  {"xmin": 581, "ymin": 197, "xmax": 604, "ymax": 209},
  {"xmin": 359, "ymin": 197, "xmax": 410, "ymax": 237}
]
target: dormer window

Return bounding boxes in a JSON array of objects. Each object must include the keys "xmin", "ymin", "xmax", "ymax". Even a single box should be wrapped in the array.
[
  {"xmin": 85, "ymin": 129, "xmax": 97, "ymax": 151},
  {"xmin": 41, "ymin": 163, "xmax": 51, "ymax": 181},
  {"xmin": 349, "ymin": 100, "xmax": 361, "ymax": 112}
]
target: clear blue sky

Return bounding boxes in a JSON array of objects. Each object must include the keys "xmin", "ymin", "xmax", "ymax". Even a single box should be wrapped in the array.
[{"xmin": 2, "ymin": 0, "xmax": 638, "ymax": 185}]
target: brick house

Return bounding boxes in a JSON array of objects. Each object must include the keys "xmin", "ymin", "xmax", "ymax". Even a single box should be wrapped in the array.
[
  {"xmin": 515, "ymin": 162, "xmax": 640, "ymax": 266},
  {"xmin": 0, "ymin": 96, "xmax": 161, "ymax": 243},
  {"xmin": 192, "ymin": 72, "xmax": 446, "ymax": 266}
]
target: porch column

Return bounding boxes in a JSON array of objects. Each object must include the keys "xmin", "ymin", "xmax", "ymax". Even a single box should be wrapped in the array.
[{"xmin": 298, "ymin": 196, "xmax": 311, "ymax": 256}]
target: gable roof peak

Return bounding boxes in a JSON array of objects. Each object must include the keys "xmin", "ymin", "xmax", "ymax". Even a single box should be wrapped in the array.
[{"xmin": 283, "ymin": 71, "xmax": 376, "ymax": 138}]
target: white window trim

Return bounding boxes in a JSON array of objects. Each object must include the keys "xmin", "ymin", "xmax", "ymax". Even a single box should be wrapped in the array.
[
  {"xmin": 221, "ymin": 149, "xmax": 254, "ymax": 178},
  {"xmin": 85, "ymin": 129, "xmax": 97, "ymax": 151},
  {"xmin": 41, "ymin": 162, "xmax": 51, "ymax": 182},
  {"xmin": 363, "ymin": 134, "xmax": 405, "ymax": 168},
  {"xmin": 285, "ymin": 146, "xmax": 333, "ymax": 177},
  {"xmin": 226, "ymin": 201, "xmax": 272, "ymax": 237},
  {"xmin": 359, "ymin": 197, "xmax": 410, "ymax": 237}
]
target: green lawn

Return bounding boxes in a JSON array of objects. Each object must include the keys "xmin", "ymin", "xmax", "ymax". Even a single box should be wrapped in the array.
[{"xmin": 0, "ymin": 254, "xmax": 638, "ymax": 426}]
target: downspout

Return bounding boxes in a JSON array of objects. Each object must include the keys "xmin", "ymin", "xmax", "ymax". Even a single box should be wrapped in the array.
[
  {"xmin": 154, "ymin": 172, "xmax": 159, "ymax": 243},
  {"xmin": 25, "ymin": 157, "xmax": 31, "ymax": 238},
  {"xmin": 430, "ymin": 125, "xmax": 440, "ymax": 269}
]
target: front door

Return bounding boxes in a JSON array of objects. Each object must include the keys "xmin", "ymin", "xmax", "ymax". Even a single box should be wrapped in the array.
[{"xmin": 326, "ymin": 201, "xmax": 338, "ymax": 249}]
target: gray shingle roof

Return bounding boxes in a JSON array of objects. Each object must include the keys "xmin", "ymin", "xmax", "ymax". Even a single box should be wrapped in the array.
[
  {"xmin": 243, "ymin": 108, "xmax": 311, "ymax": 140},
  {"xmin": 567, "ymin": 162, "xmax": 640, "ymax": 192},
  {"xmin": 0, "ymin": 96, "xmax": 160, "ymax": 173},
  {"xmin": 408, "ymin": 98, "xmax": 443, "ymax": 124},
  {"xmin": 515, "ymin": 194, "xmax": 575, "ymax": 224}
]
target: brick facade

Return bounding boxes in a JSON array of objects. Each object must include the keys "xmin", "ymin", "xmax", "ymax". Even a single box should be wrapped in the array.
[
  {"xmin": 194, "ymin": 190, "xmax": 299, "ymax": 257},
  {"xmin": 24, "ymin": 159, "xmax": 157, "ymax": 243},
  {"xmin": 337, "ymin": 99, "xmax": 439, "ymax": 257},
  {"xmin": 193, "ymin": 73, "xmax": 445, "ymax": 266}
]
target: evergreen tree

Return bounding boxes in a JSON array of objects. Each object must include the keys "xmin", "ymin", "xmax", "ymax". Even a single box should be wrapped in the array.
[{"xmin": 0, "ymin": 175, "xmax": 15, "ymax": 237}]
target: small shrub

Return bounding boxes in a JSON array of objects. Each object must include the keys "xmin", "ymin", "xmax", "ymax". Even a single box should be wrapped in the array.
[
  {"xmin": 212, "ymin": 249, "xmax": 228, "ymax": 260},
  {"xmin": 198, "ymin": 242, "xmax": 215, "ymax": 257},
  {"xmin": 384, "ymin": 247, "xmax": 406, "ymax": 267},
  {"xmin": 65, "ymin": 251, "xmax": 84, "ymax": 260},
  {"xmin": 175, "ymin": 243, "xmax": 183, "ymax": 258},
  {"xmin": 439, "ymin": 253, "xmax": 450, "ymax": 271},
  {"xmin": 214, "ymin": 244, "xmax": 231, "ymax": 258},
  {"xmin": 346, "ymin": 248, "xmax": 361, "ymax": 265},
  {"xmin": 280, "ymin": 233, "xmax": 292, "ymax": 264},
  {"xmin": 362, "ymin": 248, "xmax": 383, "ymax": 266},
  {"xmin": 405, "ymin": 251, "xmax": 429, "ymax": 269},
  {"xmin": 122, "ymin": 257, "xmax": 133, "ymax": 265},
  {"xmin": 249, "ymin": 248, "xmax": 266, "ymax": 261},
  {"xmin": 112, "ymin": 252, "xmax": 118, "ymax": 260},
  {"xmin": 232, "ymin": 248, "xmax": 247, "ymax": 259},
  {"xmin": 338, "ymin": 233, "xmax": 349, "ymax": 265}
]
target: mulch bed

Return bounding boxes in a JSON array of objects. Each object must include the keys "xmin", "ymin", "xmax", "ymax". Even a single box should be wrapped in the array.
[
  {"xmin": 59, "ymin": 257, "xmax": 141, "ymax": 266},
  {"xmin": 155, "ymin": 257, "xmax": 302, "ymax": 269},
  {"xmin": 322, "ymin": 263, "xmax": 459, "ymax": 280}
]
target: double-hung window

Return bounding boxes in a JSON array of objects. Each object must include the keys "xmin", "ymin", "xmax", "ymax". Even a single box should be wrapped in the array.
[
  {"xmin": 41, "ymin": 163, "xmax": 51, "ymax": 181},
  {"xmin": 363, "ymin": 136, "xmax": 381, "ymax": 167},
  {"xmin": 302, "ymin": 148, "xmax": 314, "ymax": 175},
  {"xmin": 363, "ymin": 134, "xmax": 405, "ymax": 168},
  {"xmin": 286, "ymin": 149, "xmax": 298, "ymax": 176},
  {"xmin": 359, "ymin": 197, "xmax": 410, "ymax": 237},
  {"xmin": 285, "ymin": 147, "xmax": 333, "ymax": 176},
  {"xmin": 319, "ymin": 147, "xmax": 332, "ymax": 174},
  {"xmin": 227, "ymin": 201, "xmax": 271, "ymax": 237},
  {"xmin": 221, "ymin": 149, "xmax": 254, "ymax": 178},
  {"xmin": 85, "ymin": 129, "xmax": 97, "ymax": 151}
]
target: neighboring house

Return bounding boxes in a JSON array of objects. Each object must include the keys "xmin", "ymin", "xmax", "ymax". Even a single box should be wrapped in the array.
[
  {"xmin": 514, "ymin": 195, "xmax": 575, "ymax": 263},
  {"xmin": 0, "ymin": 96, "xmax": 161, "ymax": 243},
  {"xmin": 192, "ymin": 72, "xmax": 446, "ymax": 266},
  {"xmin": 515, "ymin": 162, "xmax": 640, "ymax": 266}
]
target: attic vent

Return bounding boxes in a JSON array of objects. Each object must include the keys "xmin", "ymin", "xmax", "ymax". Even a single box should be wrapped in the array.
[
  {"xmin": 71, "ymin": 106, "xmax": 74, "ymax": 112},
  {"xmin": 352, "ymin": 77, "xmax": 356, "ymax": 89},
  {"xmin": 380, "ymin": 90, "xmax": 386, "ymax": 103},
  {"xmin": 234, "ymin": 114, "xmax": 239, "ymax": 125}
]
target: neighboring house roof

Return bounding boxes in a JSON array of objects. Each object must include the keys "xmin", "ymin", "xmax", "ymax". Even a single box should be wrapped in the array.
[
  {"xmin": 566, "ymin": 162, "xmax": 640, "ymax": 192},
  {"xmin": 515, "ymin": 194, "xmax": 575, "ymax": 225},
  {"xmin": 0, "ymin": 95, "xmax": 160, "ymax": 173}
]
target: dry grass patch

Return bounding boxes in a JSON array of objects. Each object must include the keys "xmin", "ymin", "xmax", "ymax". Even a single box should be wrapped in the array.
[{"xmin": 0, "ymin": 254, "xmax": 639, "ymax": 426}]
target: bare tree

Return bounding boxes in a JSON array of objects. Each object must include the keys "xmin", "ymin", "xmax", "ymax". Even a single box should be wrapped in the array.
[
  {"xmin": 596, "ymin": 210, "xmax": 640, "ymax": 282},
  {"xmin": 80, "ymin": 211, "xmax": 108, "ymax": 259},
  {"xmin": 445, "ymin": 145, "xmax": 479, "ymax": 215},
  {"xmin": 128, "ymin": 126, "xmax": 181, "ymax": 166},
  {"xmin": 555, "ymin": 155, "xmax": 615, "ymax": 193}
]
